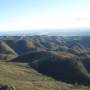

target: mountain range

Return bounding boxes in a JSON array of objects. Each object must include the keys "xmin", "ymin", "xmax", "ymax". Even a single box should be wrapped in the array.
[
  {"xmin": 0, "ymin": 28, "xmax": 90, "ymax": 36},
  {"xmin": 1, "ymin": 35, "xmax": 90, "ymax": 90}
]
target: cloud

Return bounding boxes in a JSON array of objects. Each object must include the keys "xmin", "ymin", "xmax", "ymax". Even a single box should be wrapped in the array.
[{"xmin": 74, "ymin": 18, "xmax": 88, "ymax": 21}]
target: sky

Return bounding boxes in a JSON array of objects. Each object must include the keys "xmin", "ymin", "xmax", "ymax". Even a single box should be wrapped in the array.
[{"xmin": 0, "ymin": 0, "xmax": 90, "ymax": 32}]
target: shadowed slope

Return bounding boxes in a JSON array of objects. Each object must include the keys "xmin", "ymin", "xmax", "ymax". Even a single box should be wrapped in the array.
[
  {"xmin": 12, "ymin": 51, "xmax": 90, "ymax": 85},
  {"xmin": 69, "ymin": 43, "xmax": 90, "ymax": 73},
  {"xmin": 0, "ymin": 41, "xmax": 18, "ymax": 60},
  {"xmin": 5, "ymin": 39, "xmax": 36, "ymax": 55},
  {"xmin": 0, "ymin": 61, "xmax": 75, "ymax": 90}
]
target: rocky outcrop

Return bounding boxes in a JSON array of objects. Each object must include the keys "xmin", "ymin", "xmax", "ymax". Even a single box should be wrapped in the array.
[{"xmin": 0, "ymin": 85, "xmax": 15, "ymax": 90}]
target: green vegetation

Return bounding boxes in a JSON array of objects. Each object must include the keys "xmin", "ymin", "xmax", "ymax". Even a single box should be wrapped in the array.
[
  {"xmin": 0, "ymin": 36, "xmax": 90, "ymax": 89},
  {"xmin": 12, "ymin": 51, "xmax": 90, "ymax": 85},
  {"xmin": 0, "ymin": 61, "xmax": 70, "ymax": 90},
  {"xmin": 0, "ymin": 61, "xmax": 89, "ymax": 90}
]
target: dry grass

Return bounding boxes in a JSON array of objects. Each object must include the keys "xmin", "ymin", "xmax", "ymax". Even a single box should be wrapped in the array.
[{"xmin": 0, "ymin": 61, "xmax": 89, "ymax": 90}]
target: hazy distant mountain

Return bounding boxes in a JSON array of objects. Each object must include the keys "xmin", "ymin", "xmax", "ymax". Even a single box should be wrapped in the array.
[{"xmin": 0, "ymin": 28, "xmax": 90, "ymax": 36}]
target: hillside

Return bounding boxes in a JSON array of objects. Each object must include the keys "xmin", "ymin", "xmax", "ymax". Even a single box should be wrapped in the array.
[
  {"xmin": 0, "ymin": 61, "xmax": 88, "ymax": 90},
  {"xmin": 12, "ymin": 51, "xmax": 90, "ymax": 85},
  {"xmin": 0, "ymin": 41, "xmax": 18, "ymax": 60},
  {"xmin": 68, "ymin": 43, "xmax": 90, "ymax": 73},
  {"xmin": 3, "ymin": 36, "xmax": 68, "ymax": 55},
  {"xmin": 0, "ymin": 36, "xmax": 90, "ymax": 89}
]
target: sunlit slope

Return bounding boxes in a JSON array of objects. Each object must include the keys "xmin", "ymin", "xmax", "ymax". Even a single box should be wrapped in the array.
[
  {"xmin": 0, "ymin": 41, "xmax": 18, "ymax": 60},
  {"xmin": 0, "ymin": 61, "xmax": 90, "ymax": 90},
  {"xmin": 0, "ymin": 61, "xmax": 75, "ymax": 90}
]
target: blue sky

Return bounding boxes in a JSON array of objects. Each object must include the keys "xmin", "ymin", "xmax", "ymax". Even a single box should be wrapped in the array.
[{"xmin": 0, "ymin": 0, "xmax": 90, "ymax": 31}]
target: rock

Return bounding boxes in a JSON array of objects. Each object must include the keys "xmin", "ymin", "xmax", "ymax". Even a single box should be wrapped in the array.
[{"xmin": 0, "ymin": 85, "xmax": 15, "ymax": 90}]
